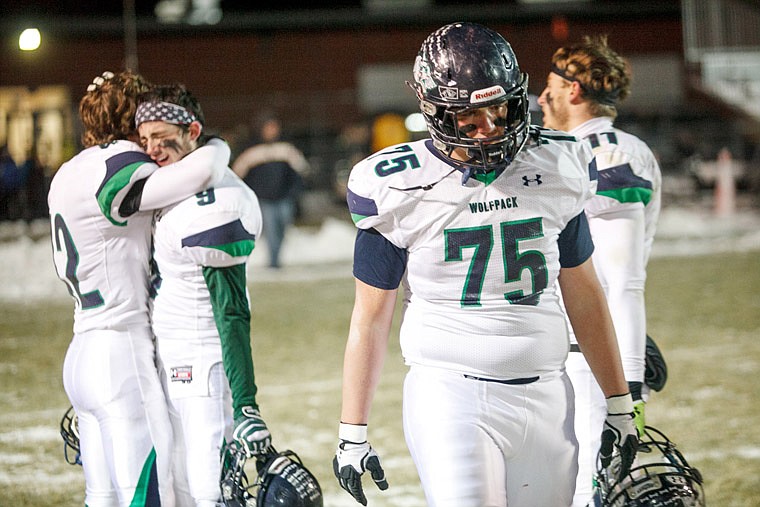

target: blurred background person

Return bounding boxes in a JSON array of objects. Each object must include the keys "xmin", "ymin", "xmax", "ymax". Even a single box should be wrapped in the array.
[
  {"xmin": 538, "ymin": 35, "xmax": 662, "ymax": 507},
  {"xmin": 0, "ymin": 143, "xmax": 29, "ymax": 222},
  {"xmin": 232, "ymin": 113, "xmax": 310, "ymax": 269}
]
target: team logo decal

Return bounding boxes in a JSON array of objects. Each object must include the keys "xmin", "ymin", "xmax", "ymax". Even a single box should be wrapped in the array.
[
  {"xmin": 170, "ymin": 366, "xmax": 193, "ymax": 383},
  {"xmin": 439, "ymin": 86, "xmax": 459, "ymax": 100},
  {"xmin": 522, "ymin": 174, "xmax": 543, "ymax": 186},
  {"xmin": 413, "ymin": 56, "xmax": 437, "ymax": 91}
]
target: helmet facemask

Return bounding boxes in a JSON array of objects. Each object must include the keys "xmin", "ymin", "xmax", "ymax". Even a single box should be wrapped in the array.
[
  {"xmin": 593, "ymin": 426, "xmax": 705, "ymax": 506},
  {"xmin": 422, "ymin": 89, "xmax": 530, "ymax": 174},
  {"xmin": 60, "ymin": 405, "xmax": 82, "ymax": 466},
  {"xmin": 220, "ymin": 443, "xmax": 323, "ymax": 507}
]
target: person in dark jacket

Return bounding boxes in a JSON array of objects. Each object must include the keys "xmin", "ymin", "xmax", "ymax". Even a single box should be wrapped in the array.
[{"xmin": 232, "ymin": 114, "xmax": 310, "ymax": 268}]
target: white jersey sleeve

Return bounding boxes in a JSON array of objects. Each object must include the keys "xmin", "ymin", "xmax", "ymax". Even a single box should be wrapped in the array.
[
  {"xmin": 347, "ymin": 134, "xmax": 595, "ymax": 379},
  {"xmin": 138, "ymin": 137, "xmax": 231, "ymax": 211}
]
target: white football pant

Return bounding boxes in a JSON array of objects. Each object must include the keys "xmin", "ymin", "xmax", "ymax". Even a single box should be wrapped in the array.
[
  {"xmin": 403, "ymin": 365, "xmax": 577, "ymax": 507},
  {"xmin": 167, "ymin": 362, "xmax": 233, "ymax": 507},
  {"xmin": 63, "ymin": 327, "xmax": 175, "ymax": 507},
  {"xmin": 566, "ymin": 351, "xmax": 607, "ymax": 507}
]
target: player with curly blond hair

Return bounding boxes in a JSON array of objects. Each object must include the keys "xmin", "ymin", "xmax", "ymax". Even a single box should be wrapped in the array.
[{"xmin": 539, "ymin": 36, "xmax": 662, "ymax": 507}]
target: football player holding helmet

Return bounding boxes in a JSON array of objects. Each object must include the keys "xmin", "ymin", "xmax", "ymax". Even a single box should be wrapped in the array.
[
  {"xmin": 59, "ymin": 405, "xmax": 81, "ymax": 466},
  {"xmin": 220, "ymin": 443, "xmax": 323, "ymax": 507},
  {"xmin": 592, "ymin": 426, "xmax": 704, "ymax": 506},
  {"xmin": 408, "ymin": 21, "xmax": 531, "ymax": 179}
]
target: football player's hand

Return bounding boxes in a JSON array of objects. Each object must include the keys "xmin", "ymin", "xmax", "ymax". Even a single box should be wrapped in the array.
[
  {"xmin": 232, "ymin": 406, "xmax": 271, "ymax": 457},
  {"xmin": 600, "ymin": 393, "xmax": 638, "ymax": 480},
  {"xmin": 628, "ymin": 381, "xmax": 646, "ymax": 437},
  {"xmin": 333, "ymin": 423, "xmax": 388, "ymax": 505}
]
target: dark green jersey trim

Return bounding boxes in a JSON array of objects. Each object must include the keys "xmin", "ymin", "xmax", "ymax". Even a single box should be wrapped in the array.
[
  {"xmin": 351, "ymin": 212, "xmax": 370, "ymax": 224},
  {"xmin": 203, "ymin": 263, "xmax": 257, "ymax": 419},
  {"xmin": 97, "ymin": 160, "xmax": 150, "ymax": 226},
  {"xmin": 129, "ymin": 447, "xmax": 159, "ymax": 507},
  {"xmin": 471, "ymin": 171, "xmax": 499, "ymax": 185},
  {"xmin": 206, "ymin": 239, "xmax": 256, "ymax": 257},
  {"xmin": 598, "ymin": 186, "xmax": 653, "ymax": 205}
]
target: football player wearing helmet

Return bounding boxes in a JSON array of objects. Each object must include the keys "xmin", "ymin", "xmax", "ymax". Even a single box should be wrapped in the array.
[
  {"xmin": 136, "ymin": 84, "xmax": 270, "ymax": 506},
  {"xmin": 334, "ymin": 22, "xmax": 637, "ymax": 506},
  {"xmin": 538, "ymin": 35, "xmax": 663, "ymax": 507},
  {"xmin": 220, "ymin": 444, "xmax": 323, "ymax": 507},
  {"xmin": 593, "ymin": 426, "xmax": 705, "ymax": 506},
  {"xmin": 49, "ymin": 70, "xmax": 230, "ymax": 507},
  {"xmin": 409, "ymin": 24, "xmax": 530, "ymax": 182}
]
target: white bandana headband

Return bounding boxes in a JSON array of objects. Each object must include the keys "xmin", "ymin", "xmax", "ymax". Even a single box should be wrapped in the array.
[{"xmin": 135, "ymin": 101, "xmax": 198, "ymax": 128}]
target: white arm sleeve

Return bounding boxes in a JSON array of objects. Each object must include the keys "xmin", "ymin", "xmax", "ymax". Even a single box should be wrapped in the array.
[
  {"xmin": 139, "ymin": 137, "xmax": 231, "ymax": 211},
  {"xmin": 589, "ymin": 206, "xmax": 647, "ymax": 383}
]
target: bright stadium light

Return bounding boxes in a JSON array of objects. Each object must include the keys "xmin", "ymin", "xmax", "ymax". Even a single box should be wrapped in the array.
[
  {"xmin": 405, "ymin": 113, "xmax": 427, "ymax": 132},
  {"xmin": 19, "ymin": 28, "xmax": 41, "ymax": 51}
]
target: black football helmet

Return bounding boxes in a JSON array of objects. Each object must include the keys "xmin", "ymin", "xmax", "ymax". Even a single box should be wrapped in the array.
[
  {"xmin": 220, "ymin": 443, "xmax": 323, "ymax": 507},
  {"xmin": 644, "ymin": 335, "xmax": 668, "ymax": 392},
  {"xmin": 409, "ymin": 22, "xmax": 530, "ymax": 175},
  {"xmin": 593, "ymin": 426, "xmax": 705, "ymax": 506},
  {"xmin": 60, "ymin": 405, "xmax": 82, "ymax": 466}
]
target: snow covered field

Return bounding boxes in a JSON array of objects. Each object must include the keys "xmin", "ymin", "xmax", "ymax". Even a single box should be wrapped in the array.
[{"xmin": 2, "ymin": 205, "xmax": 759, "ymax": 302}]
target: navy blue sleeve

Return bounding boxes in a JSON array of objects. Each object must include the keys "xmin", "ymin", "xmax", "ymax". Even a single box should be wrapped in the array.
[
  {"xmin": 353, "ymin": 228, "xmax": 408, "ymax": 290},
  {"xmin": 558, "ymin": 211, "xmax": 595, "ymax": 268}
]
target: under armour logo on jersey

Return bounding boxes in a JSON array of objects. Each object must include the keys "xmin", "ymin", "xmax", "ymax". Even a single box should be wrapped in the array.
[{"xmin": 522, "ymin": 174, "xmax": 542, "ymax": 186}]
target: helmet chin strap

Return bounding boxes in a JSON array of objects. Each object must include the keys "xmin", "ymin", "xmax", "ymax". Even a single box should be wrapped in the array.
[{"xmin": 460, "ymin": 142, "xmax": 508, "ymax": 180}]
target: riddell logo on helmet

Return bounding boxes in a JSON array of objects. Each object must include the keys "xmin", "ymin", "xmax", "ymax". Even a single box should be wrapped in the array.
[{"xmin": 471, "ymin": 85, "xmax": 505, "ymax": 104}]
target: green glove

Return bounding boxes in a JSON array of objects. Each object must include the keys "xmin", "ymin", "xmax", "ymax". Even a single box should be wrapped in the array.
[{"xmin": 628, "ymin": 381, "xmax": 646, "ymax": 437}]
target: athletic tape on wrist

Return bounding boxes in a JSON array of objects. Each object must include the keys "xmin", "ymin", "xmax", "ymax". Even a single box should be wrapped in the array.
[
  {"xmin": 606, "ymin": 393, "xmax": 634, "ymax": 414},
  {"xmin": 339, "ymin": 422, "xmax": 368, "ymax": 443}
]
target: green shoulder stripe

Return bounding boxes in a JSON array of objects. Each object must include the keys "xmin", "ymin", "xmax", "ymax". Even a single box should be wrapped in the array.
[
  {"xmin": 351, "ymin": 212, "xmax": 370, "ymax": 224},
  {"xmin": 97, "ymin": 153, "xmax": 152, "ymax": 226},
  {"xmin": 206, "ymin": 239, "xmax": 256, "ymax": 257},
  {"xmin": 598, "ymin": 186, "xmax": 653, "ymax": 205}
]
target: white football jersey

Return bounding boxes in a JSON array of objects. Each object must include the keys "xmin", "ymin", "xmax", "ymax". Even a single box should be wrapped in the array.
[
  {"xmin": 573, "ymin": 117, "xmax": 661, "ymax": 263},
  {"xmin": 49, "ymin": 141, "xmax": 158, "ymax": 334},
  {"xmin": 347, "ymin": 131, "xmax": 596, "ymax": 379},
  {"xmin": 151, "ymin": 169, "xmax": 262, "ymax": 344},
  {"xmin": 49, "ymin": 140, "xmax": 230, "ymax": 335},
  {"xmin": 570, "ymin": 117, "xmax": 662, "ymax": 380}
]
